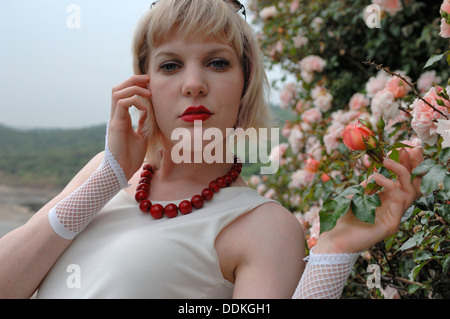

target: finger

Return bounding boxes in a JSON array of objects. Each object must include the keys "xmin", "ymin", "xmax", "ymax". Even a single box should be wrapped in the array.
[
  {"xmin": 409, "ymin": 147, "xmax": 424, "ymax": 170},
  {"xmin": 409, "ymin": 147, "xmax": 424, "ymax": 197},
  {"xmin": 111, "ymin": 88, "xmax": 151, "ymax": 118},
  {"xmin": 399, "ymin": 148, "xmax": 413, "ymax": 173},
  {"xmin": 113, "ymin": 96, "xmax": 149, "ymax": 122},
  {"xmin": 112, "ymin": 75, "xmax": 150, "ymax": 93},
  {"xmin": 112, "ymin": 86, "xmax": 151, "ymax": 103},
  {"xmin": 372, "ymin": 172, "xmax": 396, "ymax": 192},
  {"xmin": 383, "ymin": 157, "xmax": 414, "ymax": 192},
  {"xmin": 136, "ymin": 111, "xmax": 148, "ymax": 136}
]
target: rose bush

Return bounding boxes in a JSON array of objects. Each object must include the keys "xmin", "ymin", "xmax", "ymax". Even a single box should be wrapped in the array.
[{"xmin": 248, "ymin": 0, "xmax": 450, "ymax": 298}]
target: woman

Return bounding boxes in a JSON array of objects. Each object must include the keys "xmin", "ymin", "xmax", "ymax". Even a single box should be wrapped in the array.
[{"xmin": 0, "ymin": 0, "xmax": 423, "ymax": 299}]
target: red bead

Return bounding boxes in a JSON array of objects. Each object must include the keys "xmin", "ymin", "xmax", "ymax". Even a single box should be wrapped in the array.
[
  {"xmin": 164, "ymin": 203, "xmax": 178, "ymax": 218},
  {"xmin": 140, "ymin": 170, "xmax": 153, "ymax": 179},
  {"xmin": 223, "ymin": 174, "xmax": 233, "ymax": 185},
  {"xmin": 136, "ymin": 183, "xmax": 150, "ymax": 192},
  {"xmin": 135, "ymin": 190, "xmax": 148, "ymax": 203},
  {"xmin": 201, "ymin": 188, "xmax": 214, "ymax": 201},
  {"xmin": 150, "ymin": 204, "xmax": 164, "ymax": 219},
  {"xmin": 229, "ymin": 170, "xmax": 239, "ymax": 180},
  {"xmin": 139, "ymin": 177, "xmax": 151, "ymax": 185},
  {"xmin": 208, "ymin": 181, "xmax": 220, "ymax": 193},
  {"xmin": 139, "ymin": 200, "xmax": 152, "ymax": 213},
  {"xmin": 191, "ymin": 194, "xmax": 204, "ymax": 209},
  {"xmin": 216, "ymin": 177, "xmax": 227, "ymax": 188},
  {"xmin": 179, "ymin": 200, "xmax": 193, "ymax": 215},
  {"xmin": 232, "ymin": 164, "xmax": 242, "ymax": 174},
  {"xmin": 143, "ymin": 163, "xmax": 154, "ymax": 173}
]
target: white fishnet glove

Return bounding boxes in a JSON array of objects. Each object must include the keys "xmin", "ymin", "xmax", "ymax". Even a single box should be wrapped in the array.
[
  {"xmin": 292, "ymin": 247, "xmax": 360, "ymax": 299},
  {"xmin": 48, "ymin": 124, "xmax": 129, "ymax": 240}
]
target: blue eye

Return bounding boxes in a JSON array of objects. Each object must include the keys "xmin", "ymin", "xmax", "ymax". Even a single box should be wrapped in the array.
[
  {"xmin": 209, "ymin": 59, "xmax": 230, "ymax": 71},
  {"xmin": 160, "ymin": 62, "xmax": 180, "ymax": 73}
]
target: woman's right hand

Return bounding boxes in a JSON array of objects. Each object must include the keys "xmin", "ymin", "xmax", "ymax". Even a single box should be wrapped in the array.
[{"xmin": 108, "ymin": 74, "xmax": 152, "ymax": 180}]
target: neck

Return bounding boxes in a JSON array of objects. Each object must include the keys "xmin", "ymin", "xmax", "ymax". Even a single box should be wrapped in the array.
[{"xmin": 156, "ymin": 148, "xmax": 236, "ymax": 184}]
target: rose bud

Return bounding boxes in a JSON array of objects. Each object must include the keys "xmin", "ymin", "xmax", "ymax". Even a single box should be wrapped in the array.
[{"xmin": 342, "ymin": 122, "xmax": 377, "ymax": 151}]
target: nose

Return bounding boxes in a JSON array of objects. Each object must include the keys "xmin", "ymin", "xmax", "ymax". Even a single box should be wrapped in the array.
[{"xmin": 181, "ymin": 65, "xmax": 208, "ymax": 98}]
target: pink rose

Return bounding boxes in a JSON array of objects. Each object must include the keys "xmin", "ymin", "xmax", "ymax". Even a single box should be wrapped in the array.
[
  {"xmin": 299, "ymin": 55, "xmax": 326, "ymax": 74},
  {"xmin": 441, "ymin": 0, "xmax": 450, "ymax": 14},
  {"xmin": 417, "ymin": 71, "xmax": 441, "ymax": 93},
  {"xmin": 349, "ymin": 93, "xmax": 369, "ymax": 110},
  {"xmin": 436, "ymin": 119, "xmax": 450, "ymax": 148},
  {"xmin": 312, "ymin": 86, "xmax": 333, "ymax": 112},
  {"xmin": 385, "ymin": 75, "xmax": 412, "ymax": 98},
  {"xmin": 370, "ymin": 89, "xmax": 400, "ymax": 122},
  {"xmin": 259, "ymin": 6, "xmax": 277, "ymax": 20},
  {"xmin": 288, "ymin": 125, "xmax": 304, "ymax": 154},
  {"xmin": 342, "ymin": 121, "xmax": 377, "ymax": 151},
  {"xmin": 269, "ymin": 143, "xmax": 288, "ymax": 163},
  {"xmin": 410, "ymin": 87, "xmax": 450, "ymax": 145},
  {"xmin": 301, "ymin": 108, "xmax": 322, "ymax": 124},
  {"xmin": 324, "ymin": 123, "xmax": 344, "ymax": 154},
  {"xmin": 279, "ymin": 83, "xmax": 296, "ymax": 109},
  {"xmin": 366, "ymin": 71, "xmax": 390, "ymax": 97},
  {"xmin": 288, "ymin": 169, "xmax": 315, "ymax": 188},
  {"xmin": 440, "ymin": 17, "xmax": 450, "ymax": 38},
  {"xmin": 290, "ymin": 0, "xmax": 300, "ymax": 13},
  {"xmin": 372, "ymin": 0, "xmax": 403, "ymax": 16}
]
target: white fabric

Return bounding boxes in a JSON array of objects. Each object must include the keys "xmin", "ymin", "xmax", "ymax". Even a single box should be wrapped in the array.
[
  {"xmin": 38, "ymin": 187, "xmax": 276, "ymax": 299},
  {"xmin": 292, "ymin": 247, "xmax": 360, "ymax": 299},
  {"xmin": 48, "ymin": 123, "xmax": 128, "ymax": 240}
]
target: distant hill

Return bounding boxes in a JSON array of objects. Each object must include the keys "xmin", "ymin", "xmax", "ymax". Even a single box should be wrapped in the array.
[
  {"xmin": 0, "ymin": 105, "xmax": 294, "ymax": 189},
  {"xmin": 0, "ymin": 124, "xmax": 106, "ymax": 189}
]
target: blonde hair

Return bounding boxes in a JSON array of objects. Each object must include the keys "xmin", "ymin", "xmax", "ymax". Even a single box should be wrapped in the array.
[{"xmin": 132, "ymin": 0, "xmax": 273, "ymax": 164}]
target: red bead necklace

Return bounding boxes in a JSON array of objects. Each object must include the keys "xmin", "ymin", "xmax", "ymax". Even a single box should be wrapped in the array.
[{"xmin": 135, "ymin": 157, "xmax": 242, "ymax": 219}]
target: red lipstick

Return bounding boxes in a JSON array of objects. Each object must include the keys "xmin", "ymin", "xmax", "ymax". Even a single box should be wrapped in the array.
[{"xmin": 180, "ymin": 106, "xmax": 213, "ymax": 122}]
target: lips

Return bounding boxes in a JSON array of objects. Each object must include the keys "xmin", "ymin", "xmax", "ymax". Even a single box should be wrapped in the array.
[{"xmin": 180, "ymin": 106, "xmax": 213, "ymax": 122}]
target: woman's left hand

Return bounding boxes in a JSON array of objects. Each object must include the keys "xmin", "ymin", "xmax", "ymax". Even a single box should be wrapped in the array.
[{"xmin": 314, "ymin": 147, "xmax": 424, "ymax": 254}]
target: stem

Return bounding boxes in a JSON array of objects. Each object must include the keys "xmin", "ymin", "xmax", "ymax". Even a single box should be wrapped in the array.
[{"xmin": 363, "ymin": 61, "xmax": 449, "ymax": 120}]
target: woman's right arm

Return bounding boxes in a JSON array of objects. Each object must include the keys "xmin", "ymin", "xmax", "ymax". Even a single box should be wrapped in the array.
[
  {"xmin": 0, "ymin": 152, "xmax": 104, "ymax": 299},
  {"xmin": 0, "ymin": 74, "xmax": 151, "ymax": 299}
]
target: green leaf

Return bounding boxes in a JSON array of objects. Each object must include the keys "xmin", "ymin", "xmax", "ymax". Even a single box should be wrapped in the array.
[
  {"xmin": 439, "ymin": 147, "xmax": 450, "ymax": 163},
  {"xmin": 415, "ymin": 194, "xmax": 435, "ymax": 211},
  {"xmin": 442, "ymin": 255, "xmax": 450, "ymax": 274},
  {"xmin": 409, "ymin": 261, "xmax": 427, "ymax": 282},
  {"xmin": 412, "ymin": 159, "xmax": 437, "ymax": 177},
  {"xmin": 420, "ymin": 164, "xmax": 448, "ymax": 195},
  {"xmin": 319, "ymin": 196, "xmax": 351, "ymax": 233},
  {"xmin": 438, "ymin": 204, "xmax": 450, "ymax": 222},
  {"xmin": 340, "ymin": 184, "xmax": 364, "ymax": 197},
  {"xmin": 423, "ymin": 53, "xmax": 445, "ymax": 68},
  {"xmin": 350, "ymin": 193, "xmax": 381, "ymax": 224},
  {"xmin": 399, "ymin": 231, "xmax": 425, "ymax": 251}
]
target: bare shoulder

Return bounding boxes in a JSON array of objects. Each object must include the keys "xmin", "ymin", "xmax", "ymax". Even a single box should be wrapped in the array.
[
  {"xmin": 239, "ymin": 202, "xmax": 305, "ymax": 258},
  {"xmin": 216, "ymin": 201, "xmax": 306, "ymax": 298},
  {"xmin": 241, "ymin": 201, "xmax": 304, "ymax": 241}
]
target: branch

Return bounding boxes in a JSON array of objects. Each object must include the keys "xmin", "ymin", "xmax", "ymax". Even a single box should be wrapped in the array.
[{"xmin": 363, "ymin": 60, "xmax": 449, "ymax": 120}]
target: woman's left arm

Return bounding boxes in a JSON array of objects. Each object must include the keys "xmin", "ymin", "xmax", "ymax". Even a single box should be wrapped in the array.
[
  {"xmin": 292, "ymin": 147, "xmax": 424, "ymax": 299},
  {"xmin": 314, "ymin": 147, "xmax": 424, "ymax": 255}
]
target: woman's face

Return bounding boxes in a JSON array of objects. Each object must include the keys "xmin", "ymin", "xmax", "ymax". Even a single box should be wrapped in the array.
[{"xmin": 148, "ymin": 34, "xmax": 245, "ymax": 152}]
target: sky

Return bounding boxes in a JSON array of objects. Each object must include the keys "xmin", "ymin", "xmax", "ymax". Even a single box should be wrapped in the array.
[{"xmin": 0, "ymin": 0, "xmax": 287, "ymax": 129}]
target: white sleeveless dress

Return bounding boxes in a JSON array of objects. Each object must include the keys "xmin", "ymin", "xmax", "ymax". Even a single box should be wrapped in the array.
[{"xmin": 37, "ymin": 186, "xmax": 277, "ymax": 299}]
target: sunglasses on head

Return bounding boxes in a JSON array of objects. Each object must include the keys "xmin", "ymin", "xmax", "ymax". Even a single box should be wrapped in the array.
[{"xmin": 150, "ymin": 0, "xmax": 247, "ymax": 20}]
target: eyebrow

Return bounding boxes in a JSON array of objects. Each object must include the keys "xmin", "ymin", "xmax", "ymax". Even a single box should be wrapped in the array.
[{"xmin": 153, "ymin": 47, "xmax": 236, "ymax": 60}]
